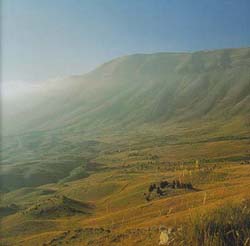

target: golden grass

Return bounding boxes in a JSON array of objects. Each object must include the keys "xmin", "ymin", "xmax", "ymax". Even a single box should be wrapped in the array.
[{"xmin": 1, "ymin": 136, "xmax": 250, "ymax": 245}]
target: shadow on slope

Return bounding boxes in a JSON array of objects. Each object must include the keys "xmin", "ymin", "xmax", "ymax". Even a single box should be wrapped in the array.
[{"xmin": 22, "ymin": 195, "xmax": 94, "ymax": 218}]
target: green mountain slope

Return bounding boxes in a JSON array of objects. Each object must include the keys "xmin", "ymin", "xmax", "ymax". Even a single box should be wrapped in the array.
[
  {"xmin": 3, "ymin": 47, "xmax": 250, "ymax": 135},
  {"xmin": 1, "ymin": 47, "xmax": 250, "ymax": 191}
]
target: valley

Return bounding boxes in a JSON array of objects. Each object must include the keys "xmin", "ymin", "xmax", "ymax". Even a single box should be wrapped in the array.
[{"xmin": 1, "ymin": 47, "xmax": 250, "ymax": 245}]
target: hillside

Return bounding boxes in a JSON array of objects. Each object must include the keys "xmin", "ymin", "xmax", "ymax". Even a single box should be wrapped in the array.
[
  {"xmin": 1, "ymin": 47, "xmax": 250, "ymax": 245},
  {"xmin": 2, "ymin": 47, "xmax": 250, "ymax": 135},
  {"xmin": 1, "ymin": 47, "xmax": 250, "ymax": 192}
]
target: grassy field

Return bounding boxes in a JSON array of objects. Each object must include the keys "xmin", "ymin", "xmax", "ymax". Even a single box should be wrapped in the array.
[{"xmin": 1, "ymin": 133, "xmax": 250, "ymax": 246}]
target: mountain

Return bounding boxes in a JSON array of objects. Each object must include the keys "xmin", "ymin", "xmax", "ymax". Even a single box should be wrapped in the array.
[
  {"xmin": 1, "ymin": 47, "xmax": 250, "ymax": 246},
  {"xmin": 1, "ymin": 47, "xmax": 250, "ymax": 191},
  {"xmin": 3, "ymin": 47, "xmax": 250, "ymax": 135}
]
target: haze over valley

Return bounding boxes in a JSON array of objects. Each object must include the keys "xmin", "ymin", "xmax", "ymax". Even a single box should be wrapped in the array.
[
  {"xmin": 1, "ymin": 1, "xmax": 250, "ymax": 245},
  {"xmin": 1, "ymin": 47, "xmax": 250, "ymax": 245}
]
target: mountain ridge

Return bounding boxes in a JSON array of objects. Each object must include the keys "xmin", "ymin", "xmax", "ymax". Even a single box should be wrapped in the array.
[
  {"xmin": 3, "ymin": 47, "xmax": 250, "ymax": 137},
  {"xmin": 1, "ymin": 47, "xmax": 250, "ymax": 191}
]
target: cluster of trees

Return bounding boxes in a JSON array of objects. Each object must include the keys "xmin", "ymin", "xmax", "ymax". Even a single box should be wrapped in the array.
[
  {"xmin": 144, "ymin": 180, "xmax": 194, "ymax": 201},
  {"xmin": 171, "ymin": 180, "xmax": 193, "ymax": 190}
]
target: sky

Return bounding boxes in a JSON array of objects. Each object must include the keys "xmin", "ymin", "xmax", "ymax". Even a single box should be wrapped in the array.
[{"xmin": 2, "ymin": 0, "xmax": 250, "ymax": 83}]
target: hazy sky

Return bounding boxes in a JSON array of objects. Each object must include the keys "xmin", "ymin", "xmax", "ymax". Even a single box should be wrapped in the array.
[{"xmin": 2, "ymin": 0, "xmax": 250, "ymax": 82}]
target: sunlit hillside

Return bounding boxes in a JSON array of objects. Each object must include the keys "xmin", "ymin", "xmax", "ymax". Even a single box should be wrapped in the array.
[{"xmin": 1, "ymin": 47, "xmax": 250, "ymax": 246}]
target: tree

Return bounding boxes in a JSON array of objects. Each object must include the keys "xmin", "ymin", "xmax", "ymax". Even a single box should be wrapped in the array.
[
  {"xmin": 148, "ymin": 183, "xmax": 156, "ymax": 192},
  {"xmin": 160, "ymin": 180, "xmax": 168, "ymax": 189},
  {"xmin": 157, "ymin": 187, "xmax": 164, "ymax": 196}
]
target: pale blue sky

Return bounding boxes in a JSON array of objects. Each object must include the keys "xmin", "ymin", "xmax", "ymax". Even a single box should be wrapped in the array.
[{"xmin": 2, "ymin": 0, "xmax": 250, "ymax": 82}]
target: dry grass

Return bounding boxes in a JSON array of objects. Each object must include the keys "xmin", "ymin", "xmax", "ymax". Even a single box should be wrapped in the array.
[{"xmin": 1, "ymin": 137, "xmax": 250, "ymax": 245}]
